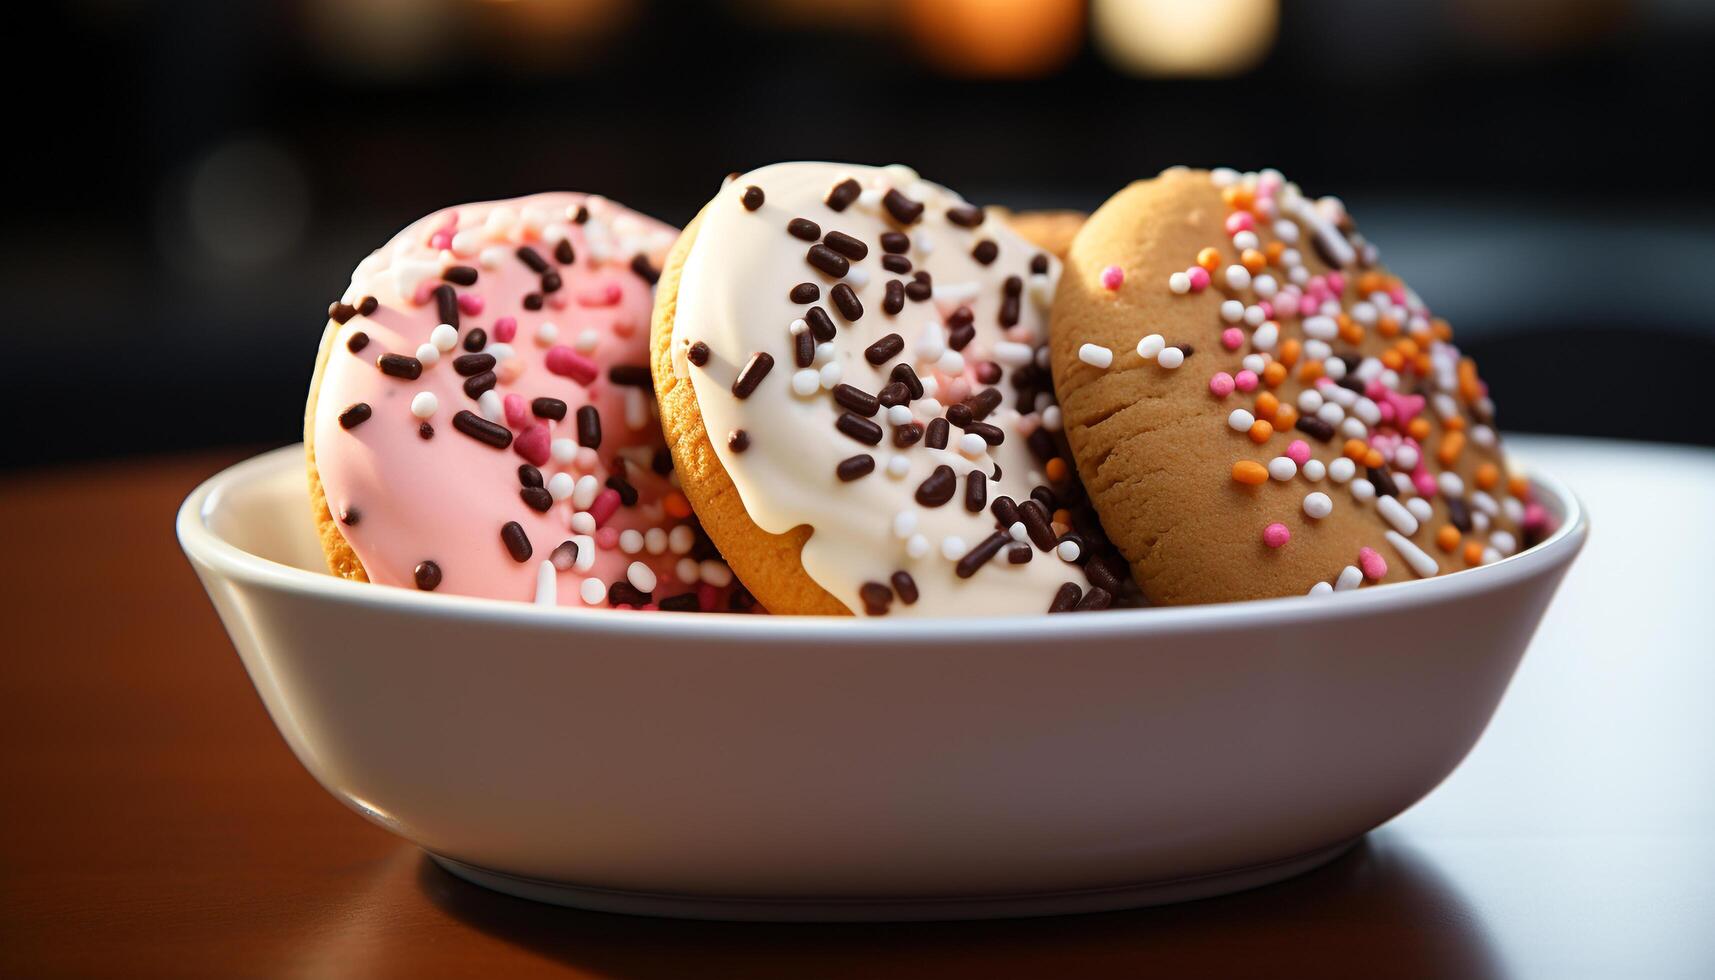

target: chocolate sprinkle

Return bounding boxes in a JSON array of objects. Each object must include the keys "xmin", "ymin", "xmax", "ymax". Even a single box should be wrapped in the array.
[
  {"xmin": 926, "ymin": 417, "xmax": 950, "ymax": 450},
  {"xmin": 890, "ymin": 571, "xmax": 919, "ymax": 605},
  {"xmin": 608, "ymin": 365, "xmax": 652, "ymax": 388},
  {"xmin": 630, "ymin": 254, "xmax": 660, "ymax": 284},
  {"xmin": 1074, "ymin": 587, "xmax": 1113, "ymax": 612},
  {"xmin": 418, "ymin": 422, "xmax": 434, "ymax": 440},
  {"xmin": 825, "ymin": 178, "xmax": 861, "ymax": 212},
  {"xmin": 1030, "ymin": 254, "xmax": 1050, "ymax": 275},
  {"xmin": 357, "ymin": 296, "xmax": 378, "ymax": 316},
  {"xmin": 891, "ymin": 363, "xmax": 925, "ymax": 399},
  {"xmin": 328, "ymin": 301, "xmax": 356, "ymax": 324},
  {"xmin": 577, "ymin": 405, "xmax": 602, "ymax": 449},
  {"xmin": 1447, "ymin": 497, "xmax": 1473, "ymax": 533},
  {"xmin": 992, "ymin": 495, "xmax": 1020, "ymax": 528},
  {"xmin": 865, "ymin": 333, "xmax": 904, "ymax": 365},
  {"xmin": 971, "ymin": 240, "xmax": 999, "ymax": 265},
  {"xmin": 606, "ymin": 474, "xmax": 639, "ymax": 506},
  {"xmin": 659, "ymin": 593, "xmax": 700, "ymax": 613},
  {"xmin": 915, "ymin": 465, "xmax": 957, "ymax": 507},
  {"xmin": 966, "ymin": 421, "xmax": 1004, "ymax": 446},
  {"xmin": 728, "ymin": 429, "xmax": 750, "ymax": 453},
  {"xmin": 824, "ymin": 230, "xmax": 868, "ymax": 260},
  {"xmin": 541, "ymin": 271, "xmax": 562, "ymax": 294},
  {"xmin": 836, "ymin": 454, "xmax": 875, "ymax": 481},
  {"xmin": 787, "ymin": 217, "xmax": 821, "ymax": 241},
  {"xmin": 609, "ymin": 582, "xmax": 652, "ymax": 607},
  {"xmin": 880, "ymin": 231, "xmax": 910, "ymax": 253},
  {"xmin": 893, "ymin": 422, "xmax": 923, "ymax": 447},
  {"xmin": 413, "ymin": 561, "xmax": 442, "ymax": 591},
  {"xmin": 453, "ymin": 353, "xmax": 496, "ymax": 376},
  {"xmin": 462, "ymin": 328, "xmax": 487, "ymax": 352},
  {"xmin": 520, "ymin": 486, "xmax": 553, "ymax": 513},
  {"xmin": 947, "ymin": 204, "xmax": 984, "ymax": 228},
  {"xmin": 789, "ymin": 282, "xmax": 820, "ymax": 304},
  {"xmin": 462, "ymin": 371, "xmax": 497, "ymax": 399},
  {"xmin": 877, "ymin": 381, "xmax": 910, "ymax": 407},
  {"xmin": 834, "ymin": 384, "xmax": 880, "ymax": 417},
  {"xmin": 338, "ymin": 403, "xmax": 371, "ymax": 429},
  {"xmin": 443, "ymin": 265, "xmax": 478, "ymax": 286},
  {"xmin": 830, "ymin": 283, "xmax": 863, "ymax": 321},
  {"xmin": 965, "ymin": 470, "xmax": 987, "ymax": 512},
  {"xmin": 881, "ymin": 254, "xmax": 912, "ymax": 274},
  {"xmin": 859, "ymin": 581, "xmax": 892, "ymax": 616},
  {"xmin": 966, "ymin": 387, "xmax": 1003, "ymax": 420},
  {"xmin": 805, "ymin": 306, "xmax": 837, "ymax": 342},
  {"xmin": 523, "ymin": 293, "xmax": 543, "ymax": 310},
  {"xmin": 500, "ymin": 522, "xmax": 532, "ymax": 562},
  {"xmin": 346, "ymin": 331, "xmax": 370, "ymax": 354},
  {"xmin": 573, "ymin": 205, "xmax": 590, "ymax": 223},
  {"xmin": 433, "ymin": 284, "xmax": 459, "ymax": 328},
  {"xmin": 947, "ymin": 404, "xmax": 973, "ymax": 428},
  {"xmin": 554, "ymin": 239, "xmax": 576, "ymax": 265},
  {"xmin": 882, "ymin": 280, "xmax": 905, "ymax": 315},
  {"xmin": 518, "ymin": 464, "xmax": 543, "ymax": 488},
  {"xmin": 955, "ymin": 532, "xmax": 1010, "ymax": 578},
  {"xmin": 550, "ymin": 539, "xmax": 580, "ymax": 570},
  {"xmin": 807, "ymin": 243, "xmax": 850, "ymax": 278},
  {"xmin": 904, "ymin": 276, "xmax": 932, "ymax": 302},
  {"xmin": 452, "ymin": 410, "xmax": 512, "ymax": 448},
  {"xmin": 687, "ymin": 341, "xmax": 711, "ymax": 367},
  {"xmin": 378, "ymin": 354, "xmax": 422, "ymax": 380},
  {"xmin": 532, "ymin": 397, "xmax": 567, "ymax": 420},
  {"xmin": 1368, "ymin": 466, "xmax": 1399, "ymax": 498},
  {"xmin": 1019, "ymin": 499, "xmax": 1057, "ymax": 551},
  {"xmin": 794, "ymin": 330, "xmax": 815, "ymax": 368},
  {"xmin": 1008, "ymin": 543, "xmax": 1033, "ymax": 564},
  {"xmin": 836, "ymin": 412, "xmax": 883, "ymax": 445},
  {"xmin": 338, "ymin": 506, "xmax": 358, "ymax": 525},
  {"xmin": 515, "ymin": 246, "xmax": 549, "ymax": 273},
  {"xmin": 882, "ymin": 188, "xmax": 924, "ymax": 225},
  {"xmin": 1295, "ymin": 416, "xmax": 1336, "ymax": 442},
  {"xmin": 732, "ymin": 352, "xmax": 775, "ymax": 399},
  {"xmin": 741, "ymin": 185, "xmax": 765, "ymax": 211},
  {"xmin": 1048, "ymin": 583, "xmax": 1082, "ymax": 612}
]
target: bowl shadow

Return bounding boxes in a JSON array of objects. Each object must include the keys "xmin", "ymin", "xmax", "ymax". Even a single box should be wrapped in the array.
[{"xmin": 416, "ymin": 830, "xmax": 1504, "ymax": 979}]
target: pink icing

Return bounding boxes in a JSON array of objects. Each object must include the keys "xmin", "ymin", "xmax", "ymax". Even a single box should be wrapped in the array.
[{"xmin": 313, "ymin": 192, "xmax": 742, "ymax": 610}]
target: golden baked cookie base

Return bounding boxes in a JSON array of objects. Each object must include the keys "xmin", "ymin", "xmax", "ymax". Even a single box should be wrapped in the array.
[
  {"xmin": 305, "ymin": 320, "xmax": 369, "ymax": 583},
  {"xmin": 997, "ymin": 209, "xmax": 1085, "ymax": 261}
]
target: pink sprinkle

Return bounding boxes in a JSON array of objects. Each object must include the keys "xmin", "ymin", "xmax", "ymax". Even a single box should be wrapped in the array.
[
  {"xmin": 1523, "ymin": 503, "xmax": 1550, "ymax": 533},
  {"xmin": 1186, "ymin": 267, "xmax": 1210, "ymax": 292},
  {"xmin": 1220, "ymin": 327, "xmax": 1245, "ymax": 350},
  {"xmin": 503, "ymin": 394, "xmax": 527, "ymax": 428},
  {"xmin": 1099, "ymin": 265, "xmax": 1125, "ymax": 290},
  {"xmin": 1263, "ymin": 523, "xmax": 1291, "ymax": 548},
  {"xmin": 1297, "ymin": 295, "xmax": 1318, "ymax": 317},
  {"xmin": 589, "ymin": 488, "xmax": 621, "ymax": 527},
  {"xmin": 429, "ymin": 230, "xmax": 453, "ymax": 251},
  {"xmin": 1412, "ymin": 468, "xmax": 1438, "ymax": 498},
  {"xmin": 595, "ymin": 526, "xmax": 620, "ymax": 550},
  {"xmin": 697, "ymin": 582, "xmax": 720, "ymax": 612},
  {"xmin": 546, "ymin": 346, "xmax": 599, "ymax": 385},
  {"xmin": 548, "ymin": 292, "xmax": 570, "ymax": 310},
  {"xmin": 1209, "ymin": 372, "xmax": 1235, "ymax": 398},
  {"xmin": 1234, "ymin": 369, "xmax": 1259, "ymax": 392},
  {"xmin": 1224, "ymin": 212, "xmax": 1255, "ymax": 235},
  {"xmin": 513, "ymin": 423, "xmax": 550, "ymax": 466},
  {"xmin": 1257, "ymin": 300, "xmax": 1275, "ymax": 319},
  {"xmin": 458, "ymin": 293, "xmax": 485, "ymax": 316},
  {"xmin": 1286, "ymin": 440, "xmax": 1310, "ymax": 465},
  {"xmin": 412, "ymin": 281, "xmax": 437, "ymax": 306},
  {"xmin": 1358, "ymin": 547, "xmax": 1388, "ymax": 581},
  {"xmin": 492, "ymin": 316, "xmax": 518, "ymax": 343},
  {"xmin": 640, "ymin": 603, "xmax": 660, "ymax": 612},
  {"xmin": 578, "ymin": 282, "xmax": 624, "ymax": 307},
  {"xmin": 1388, "ymin": 286, "xmax": 1407, "ymax": 304},
  {"xmin": 1326, "ymin": 272, "xmax": 1345, "ymax": 295}
]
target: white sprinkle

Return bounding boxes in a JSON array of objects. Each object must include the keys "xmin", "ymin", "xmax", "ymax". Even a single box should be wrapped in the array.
[
  {"xmin": 430, "ymin": 323, "xmax": 459, "ymax": 352},
  {"xmin": 1232, "ymin": 231, "xmax": 1259, "ymax": 252},
  {"xmin": 627, "ymin": 561, "xmax": 657, "ymax": 593},
  {"xmin": 1438, "ymin": 472, "xmax": 1465, "ymax": 498},
  {"xmin": 1351, "ymin": 478, "xmax": 1377, "ymax": 504},
  {"xmin": 1302, "ymin": 315, "xmax": 1337, "ymax": 341},
  {"xmin": 1406, "ymin": 497, "xmax": 1434, "ymax": 524},
  {"xmin": 1251, "ymin": 322, "xmax": 1279, "ymax": 351},
  {"xmin": 1481, "ymin": 546, "xmax": 1502, "ymax": 565},
  {"xmin": 1302, "ymin": 458, "xmax": 1326, "ymax": 482},
  {"xmin": 936, "ymin": 349, "xmax": 967, "ymax": 376},
  {"xmin": 916, "ymin": 320, "xmax": 946, "ymax": 360},
  {"xmin": 1490, "ymin": 530, "xmax": 1518, "ymax": 556},
  {"xmin": 819, "ymin": 361, "xmax": 843, "ymax": 389},
  {"xmin": 575, "ymin": 328, "xmax": 601, "ymax": 353},
  {"xmin": 1242, "ymin": 353, "xmax": 1266, "ymax": 374},
  {"xmin": 1386, "ymin": 531, "xmax": 1439, "ymax": 578},
  {"xmin": 535, "ymin": 322, "xmax": 558, "ymax": 346},
  {"xmin": 1335, "ymin": 565, "xmax": 1363, "ymax": 591},
  {"xmin": 788, "ymin": 317, "xmax": 808, "ymax": 335},
  {"xmin": 532, "ymin": 560, "xmax": 557, "ymax": 607},
  {"xmin": 933, "ymin": 281, "xmax": 980, "ymax": 303},
  {"xmin": 1269, "ymin": 457, "xmax": 1297, "ymax": 481},
  {"xmin": 488, "ymin": 342, "xmax": 515, "ymax": 363},
  {"xmin": 410, "ymin": 391, "xmax": 439, "ymax": 419},
  {"xmin": 1329, "ymin": 457, "xmax": 1356, "ymax": 483},
  {"xmin": 1253, "ymin": 274, "xmax": 1278, "ymax": 299},
  {"xmin": 676, "ymin": 558, "xmax": 699, "ymax": 584},
  {"xmin": 1224, "ymin": 265, "xmax": 1251, "ymax": 291},
  {"xmin": 570, "ymin": 511, "xmax": 595, "ymax": 535},
  {"xmin": 572, "ymin": 474, "xmax": 600, "ymax": 509},
  {"xmin": 993, "ymin": 341, "xmax": 1035, "ymax": 366},
  {"xmin": 1157, "ymin": 346, "xmax": 1185, "ymax": 370},
  {"xmin": 1324, "ymin": 357, "xmax": 1347, "ymax": 381},
  {"xmin": 1376, "ymin": 494, "xmax": 1417, "ymax": 535},
  {"xmin": 625, "ymin": 387, "xmax": 648, "ymax": 431},
  {"xmin": 1041, "ymin": 405, "xmax": 1063, "ymax": 432},
  {"xmin": 1228, "ymin": 409, "xmax": 1255, "ymax": 432},
  {"xmin": 1008, "ymin": 521, "xmax": 1029, "ymax": 542},
  {"xmin": 1078, "ymin": 343, "xmax": 1113, "ymax": 369},
  {"xmin": 1317, "ymin": 401, "xmax": 1345, "ymax": 426},
  {"xmin": 669, "ymin": 525, "xmax": 694, "ymax": 554},
  {"xmin": 478, "ymin": 389, "xmax": 504, "ymax": 423},
  {"xmin": 940, "ymin": 536, "xmax": 966, "ymax": 561},
  {"xmin": 547, "ymin": 472, "xmax": 575, "ymax": 501},
  {"xmin": 814, "ymin": 342, "xmax": 836, "ymax": 365},
  {"xmin": 619, "ymin": 529, "xmax": 644, "ymax": 554},
  {"xmin": 1353, "ymin": 397, "xmax": 1382, "ymax": 426},
  {"xmin": 1272, "ymin": 219, "xmax": 1300, "ymax": 244},
  {"xmin": 1503, "ymin": 496, "xmax": 1525, "ymax": 525},
  {"xmin": 1136, "ymin": 334, "xmax": 1166, "ymax": 359},
  {"xmin": 1395, "ymin": 445, "xmax": 1420, "ymax": 471},
  {"xmin": 699, "ymin": 561, "xmax": 733, "ymax": 587},
  {"xmin": 906, "ymin": 534, "xmax": 930, "ymax": 559},
  {"xmin": 1308, "ymin": 581, "xmax": 1334, "ymax": 596},
  {"xmin": 1056, "ymin": 539, "xmax": 1081, "ymax": 562},
  {"xmin": 1244, "ymin": 304, "xmax": 1267, "ymax": 326},
  {"xmin": 887, "ymin": 455, "xmax": 910, "ymax": 477},
  {"xmin": 846, "ymin": 267, "xmax": 870, "ymax": 289},
  {"xmin": 1340, "ymin": 417, "xmax": 1368, "ymax": 440},
  {"xmin": 645, "ymin": 528, "xmax": 667, "ymax": 555},
  {"xmin": 1305, "ymin": 339, "xmax": 1333, "ymax": 363},
  {"xmin": 579, "ymin": 577, "xmax": 606, "ymax": 605},
  {"xmin": 1168, "ymin": 272, "xmax": 1191, "ymax": 294},
  {"xmin": 1303, "ymin": 491, "xmax": 1333, "ymax": 519},
  {"xmin": 1472, "ymin": 490, "xmax": 1499, "ymax": 516},
  {"xmin": 958, "ymin": 432, "xmax": 988, "ymax": 457},
  {"xmin": 1211, "ymin": 167, "xmax": 1239, "ymax": 187},
  {"xmin": 1472, "ymin": 424, "xmax": 1497, "ymax": 448},
  {"xmin": 893, "ymin": 511, "xmax": 917, "ymax": 539},
  {"xmin": 791, "ymin": 368, "xmax": 820, "ymax": 397},
  {"xmin": 886, "ymin": 404, "xmax": 913, "ymax": 426},
  {"xmin": 415, "ymin": 342, "xmax": 440, "ymax": 367},
  {"xmin": 1220, "ymin": 300, "xmax": 1245, "ymax": 323}
]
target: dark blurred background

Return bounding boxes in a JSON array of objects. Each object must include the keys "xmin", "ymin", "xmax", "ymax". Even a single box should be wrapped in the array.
[{"xmin": 8, "ymin": 0, "xmax": 1713, "ymax": 468}]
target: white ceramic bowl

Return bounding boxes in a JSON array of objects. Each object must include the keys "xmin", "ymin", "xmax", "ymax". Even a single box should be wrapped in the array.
[{"xmin": 178, "ymin": 444, "xmax": 1586, "ymax": 921}]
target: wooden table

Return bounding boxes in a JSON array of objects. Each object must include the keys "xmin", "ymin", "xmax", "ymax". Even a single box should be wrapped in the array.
[{"xmin": 3, "ymin": 437, "xmax": 1712, "ymax": 979}]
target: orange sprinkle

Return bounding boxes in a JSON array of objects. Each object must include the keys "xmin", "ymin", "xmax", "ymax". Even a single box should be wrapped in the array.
[
  {"xmin": 1364, "ymin": 448, "xmax": 1385, "ymax": 469},
  {"xmin": 1464, "ymin": 542, "xmax": 1485, "ymax": 566},
  {"xmin": 1436, "ymin": 526, "xmax": 1461, "ymax": 553},
  {"xmin": 1232, "ymin": 460, "xmax": 1269, "ymax": 485},
  {"xmin": 1438, "ymin": 430, "xmax": 1466, "ymax": 466},
  {"xmin": 1278, "ymin": 338, "xmax": 1301, "ymax": 367},
  {"xmin": 1508, "ymin": 474, "xmax": 1531, "ymax": 498},
  {"xmin": 1265, "ymin": 241, "xmax": 1286, "ymax": 264},
  {"xmin": 1045, "ymin": 457, "xmax": 1068, "ymax": 482},
  {"xmin": 1255, "ymin": 391, "xmax": 1279, "ymax": 421},
  {"xmin": 1407, "ymin": 417, "xmax": 1432, "ymax": 441},
  {"xmin": 1358, "ymin": 272, "xmax": 1389, "ymax": 295},
  {"xmin": 1343, "ymin": 438, "xmax": 1370, "ymax": 462},
  {"xmin": 1222, "ymin": 186, "xmax": 1254, "ymax": 210},
  {"xmin": 664, "ymin": 491, "xmax": 692, "ymax": 519},
  {"xmin": 1197, "ymin": 247, "xmax": 1221, "ymax": 272},
  {"xmin": 1298, "ymin": 360, "xmax": 1325, "ymax": 383},
  {"xmin": 1474, "ymin": 462, "xmax": 1499, "ymax": 491},
  {"xmin": 1248, "ymin": 420, "xmax": 1274, "ymax": 444},
  {"xmin": 1396, "ymin": 338, "xmax": 1420, "ymax": 358},
  {"xmin": 1053, "ymin": 508, "xmax": 1071, "ymax": 526},
  {"xmin": 1241, "ymin": 248, "xmax": 1266, "ymax": 274},
  {"xmin": 1272, "ymin": 404, "xmax": 1299, "ymax": 431},
  {"xmin": 1377, "ymin": 315, "xmax": 1400, "ymax": 338},
  {"xmin": 1458, "ymin": 358, "xmax": 1483, "ymax": 402},
  {"xmin": 1432, "ymin": 318, "xmax": 1454, "ymax": 341},
  {"xmin": 1262, "ymin": 362, "xmax": 1287, "ymax": 387},
  {"xmin": 1444, "ymin": 414, "xmax": 1466, "ymax": 432},
  {"xmin": 1381, "ymin": 349, "xmax": 1405, "ymax": 371},
  {"xmin": 1413, "ymin": 353, "xmax": 1432, "ymax": 375},
  {"xmin": 1338, "ymin": 315, "xmax": 1365, "ymax": 345}
]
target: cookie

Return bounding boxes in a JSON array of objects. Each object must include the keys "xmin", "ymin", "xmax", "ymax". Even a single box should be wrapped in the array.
[
  {"xmin": 997, "ymin": 208, "xmax": 1086, "ymax": 260},
  {"xmin": 651, "ymin": 162, "xmax": 1128, "ymax": 616},
  {"xmin": 1051, "ymin": 167, "xmax": 1551, "ymax": 605},
  {"xmin": 307, "ymin": 192, "xmax": 753, "ymax": 612}
]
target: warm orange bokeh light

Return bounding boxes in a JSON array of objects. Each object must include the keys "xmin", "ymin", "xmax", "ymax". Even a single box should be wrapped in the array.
[{"xmin": 902, "ymin": 0, "xmax": 1084, "ymax": 78}]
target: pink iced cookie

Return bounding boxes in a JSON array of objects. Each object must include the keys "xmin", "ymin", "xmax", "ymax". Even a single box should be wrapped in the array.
[{"xmin": 307, "ymin": 192, "xmax": 753, "ymax": 612}]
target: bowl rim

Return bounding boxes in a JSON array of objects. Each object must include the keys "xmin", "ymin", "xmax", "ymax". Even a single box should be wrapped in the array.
[{"xmin": 177, "ymin": 443, "xmax": 1588, "ymax": 642}]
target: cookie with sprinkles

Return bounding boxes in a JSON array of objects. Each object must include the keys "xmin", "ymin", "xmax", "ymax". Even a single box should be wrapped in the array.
[
  {"xmin": 652, "ymin": 162, "xmax": 1130, "ymax": 616},
  {"xmin": 1050, "ymin": 167, "xmax": 1551, "ymax": 605},
  {"xmin": 307, "ymin": 192, "xmax": 752, "ymax": 611}
]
